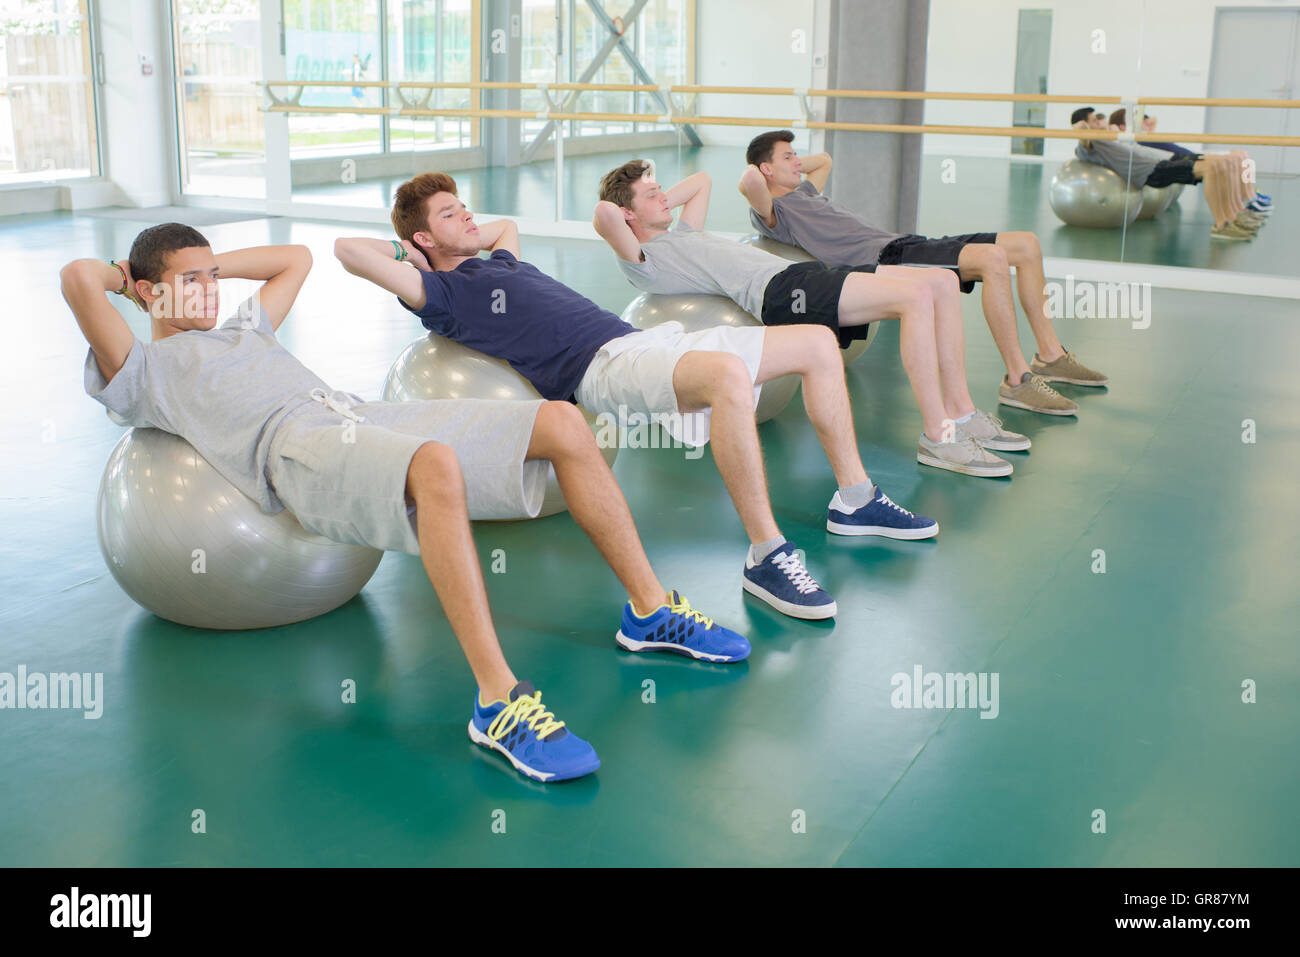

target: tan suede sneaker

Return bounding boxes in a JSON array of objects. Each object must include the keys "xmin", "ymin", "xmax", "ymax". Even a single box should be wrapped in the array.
[
  {"xmin": 1030, "ymin": 350, "xmax": 1109, "ymax": 387},
  {"xmin": 998, "ymin": 372, "xmax": 1079, "ymax": 416}
]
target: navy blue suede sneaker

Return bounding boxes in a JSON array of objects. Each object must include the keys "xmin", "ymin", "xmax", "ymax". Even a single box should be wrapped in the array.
[
  {"xmin": 827, "ymin": 486, "xmax": 939, "ymax": 539},
  {"xmin": 742, "ymin": 541, "xmax": 837, "ymax": 619},
  {"xmin": 616, "ymin": 591, "xmax": 751, "ymax": 662},
  {"xmin": 468, "ymin": 680, "xmax": 599, "ymax": 782}
]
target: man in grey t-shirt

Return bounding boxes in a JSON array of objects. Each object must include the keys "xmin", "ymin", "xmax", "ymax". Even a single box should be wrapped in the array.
[
  {"xmin": 739, "ymin": 130, "xmax": 1108, "ymax": 411},
  {"xmin": 596, "ymin": 159, "xmax": 1029, "ymax": 485},
  {"xmin": 63, "ymin": 222, "xmax": 751, "ymax": 783}
]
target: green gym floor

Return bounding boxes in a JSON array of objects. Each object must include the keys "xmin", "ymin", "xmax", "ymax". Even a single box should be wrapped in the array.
[
  {"xmin": 2, "ymin": 209, "xmax": 1297, "ymax": 867},
  {"xmin": 294, "ymin": 143, "xmax": 1296, "ymax": 276}
]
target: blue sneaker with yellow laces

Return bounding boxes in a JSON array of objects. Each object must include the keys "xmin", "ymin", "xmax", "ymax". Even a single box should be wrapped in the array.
[
  {"xmin": 468, "ymin": 680, "xmax": 599, "ymax": 782},
  {"xmin": 616, "ymin": 590, "xmax": 751, "ymax": 662}
]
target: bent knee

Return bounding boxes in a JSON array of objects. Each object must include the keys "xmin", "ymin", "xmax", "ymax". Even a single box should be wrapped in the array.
[
  {"xmin": 534, "ymin": 399, "xmax": 597, "ymax": 454},
  {"xmin": 407, "ymin": 441, "xmax": 463, "ymax": 499}
]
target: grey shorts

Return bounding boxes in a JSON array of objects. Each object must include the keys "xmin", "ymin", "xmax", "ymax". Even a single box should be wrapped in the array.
[{"xmin": 267, "ymin": 392, "xmax": 549, "ymax": 555}]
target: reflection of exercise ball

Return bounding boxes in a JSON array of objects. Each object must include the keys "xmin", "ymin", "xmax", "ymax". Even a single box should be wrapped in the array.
[
  {"xmin": 739, "ymin": 234, "xmax": 878, "ymax": 365},
  {"xmin": 97, "ymin": 428, "xmax": 383, "ymax": 630},
  {"xmin": 1137, "ymin": 182, "xmax": 1184, "ymax": 220},
  {"xmin": 619, "ymin": 292, "xmax": 799, "ymax": 423},
  {"xmin": 383, "ymin": 333, "xmax": 617, "ymax": 519},
  {"xmin": 1049, "ymin": 159, "xmax": 1143, "ymax": 228}
]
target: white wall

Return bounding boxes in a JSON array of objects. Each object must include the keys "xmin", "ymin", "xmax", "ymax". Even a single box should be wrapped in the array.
[
  {"xmin": 695, "ymin": 0, "xmax": 819, "ymax": 148},
  {"xmin": 922, "ymin": 0, "xmax": 1300, "ymax": 159}
]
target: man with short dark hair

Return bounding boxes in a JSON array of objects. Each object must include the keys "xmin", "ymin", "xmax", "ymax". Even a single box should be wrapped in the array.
[
  {"xmin": 595, "ymin": 158, "xmax": 1031, "ymax": 482},
  {"xmin": 339, "ymin": 172, "xmax": 947, "ymax": 623},
  {"xmin": 739, "ymin": 130, "xmax": 1107, "ymax": 413},
  {"xmin": 64, "ymin": 222, "xmax": 750, "ymax": 784}
]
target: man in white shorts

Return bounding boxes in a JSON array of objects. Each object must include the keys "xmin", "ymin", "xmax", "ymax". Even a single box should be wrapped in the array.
[
  {"xmin": 64, "ymin": 223, "xmax": 748, "ymax": 785},
  {"xmin": 338, "ymin": 172, "xmax": 942, "ymax": 624},
  {"xmin": 593, "ymin": 160, "xmax": 1029, "ymax": 486}
]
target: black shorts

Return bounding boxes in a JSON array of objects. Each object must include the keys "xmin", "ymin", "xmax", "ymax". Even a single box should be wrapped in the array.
[
  {"xmin": 1146, "ymin": 156, "xmax": 1199, "ymax": 188},
  {"xmin": 876, "ymin": 232, "xmax": 999, "ymax": 293},
  {"xmin": 759, "ymin": 261, "xmax": 877, "ymax": 349}
]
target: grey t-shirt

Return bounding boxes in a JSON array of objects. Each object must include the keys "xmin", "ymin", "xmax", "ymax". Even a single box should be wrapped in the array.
[
  {"xmin": 1074, "ymin": 140, "xmax": 1174, "ymax": 187},
  {"xmin": 83, "ymin": 302, "xmax": 334, "ymax": 513},
  {"xmin": 616, "ymin": 220, "xmax": 788, "ymax": 318},
  {"xmin": 750, "ymin": 179, "xmax": 901, "ymax": 267}
]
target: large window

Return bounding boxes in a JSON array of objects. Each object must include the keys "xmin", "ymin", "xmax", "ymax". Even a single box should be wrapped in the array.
[
  {"xmin": 173, "ymin": 0, "xmax": 263, "ymax": 198},
  {"xmin": 388, "ymin": 0, "xmax": 475, "ymax": 152},
  {"xmin": 0, "ymin": 0, "xmax": 100, "ymax": 185},
  {"xmin": 284, "ymin": 0, "xmax": 383, "ymax": 159},
  {"xmin": 521, "ymin": 0, "xmax": 690, "ymax": 146}
]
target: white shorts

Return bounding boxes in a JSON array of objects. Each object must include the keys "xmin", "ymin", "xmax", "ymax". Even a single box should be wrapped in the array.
[
  {"xmin": 267, "ymin": 394, "xmax": 549, "ymax": 555},
  {"xmin": 575, "ymin": 321, "xmax": 767, "ymax": 448}
]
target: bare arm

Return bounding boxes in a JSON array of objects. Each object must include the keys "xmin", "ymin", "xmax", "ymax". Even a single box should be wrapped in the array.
[
  {"xmin": 474, "ymin": 218, "xmax": 521, "ymax": 258},
  {"xmin": 334, "ymin": 237, "xmax": 429, "ymax": 310},
  {"xmin": 738, "ymin": 165, "xmax": 775, "ymax": 227},
  {"xmin": 593, "ymin": 200, "xmax": 643, "ymax": 263},
  {"xmin": 801, "ymin": 152, "xmax": 833, "ymax": 192},
  {"xmin": 215, "ymin": 244, "xmax": 313, "ymax": 331},
  {"xmin": 61, "ymin": 259, "xmax": 139, "ymax": 384},
  {"xmin": 664, "ymin": 171, "xmax": 712, "ymax": 229}
]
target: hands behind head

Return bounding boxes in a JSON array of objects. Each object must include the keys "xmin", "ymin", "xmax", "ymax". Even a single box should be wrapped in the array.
[
  {"xmin": 113, "ymin": 259, "xmax": 148, "ymax": 313},
  {"xmin": 401, "ymin": 240, "xmax": 432, "ymax": 271}
]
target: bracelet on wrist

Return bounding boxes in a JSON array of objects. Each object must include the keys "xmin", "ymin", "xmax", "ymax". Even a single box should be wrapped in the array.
[
  {"xmin": 108, "ymin": 260, "xmax": 128, "ymax": 295},
  {"xmin": 391, "ymin": 240, "xmax": 407, "ymax": 261}
]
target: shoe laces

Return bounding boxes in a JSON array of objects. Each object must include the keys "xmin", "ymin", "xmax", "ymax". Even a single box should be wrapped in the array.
[
  {"xmin": 487, "ymin": 690, "xmax": 565, "ymax": 742},
  {"xmin": 1030, "ymin": 375, "xmax": 1062, "ymax": 397},
  {"xmin": 878, "ymin": 491, "xmax": 915, "ymax": 517},
  {"xmin": 774, "ymin": 551, "xmax": 822, "ymax": 595},
  {"xmin": 669, "ymin": 592, "xmax": 713, "ymax": 630}
]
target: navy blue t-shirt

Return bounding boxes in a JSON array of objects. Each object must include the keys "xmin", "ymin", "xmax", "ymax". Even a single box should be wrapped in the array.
[{"xmin": 399, "ymin": 249, "xmax": 636, "ymax": 402}]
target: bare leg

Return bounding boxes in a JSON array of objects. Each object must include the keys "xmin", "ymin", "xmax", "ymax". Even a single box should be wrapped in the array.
[
  {"xmin": 754, "ymin": 324, "xmax": 869, "ymax": 487},
  {"xmin": 673, "ymin": 351, "xmax": 781, "ymax": 545},
  {"xmin": 953, "ymin": 242, "xmax": 1034, "ymax": 380},
  {"xmin": 525, "ymin": 401, "xmax": 666, "ymax": 615},
  {"xmin": 407, "ymin": 441, "xmax": 516, "ymax": 703},
  {"xmin": 994, "ymin": 231, "xmax": 1065, "ymax": 362},
  {"xmin": 836, "ymin": 271, "xmax": 949, "ymax": 441}
]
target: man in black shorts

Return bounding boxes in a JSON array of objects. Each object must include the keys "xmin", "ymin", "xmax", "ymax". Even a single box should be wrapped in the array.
[
  {"xmin": 738, "ymin": 130, "xmax": 1109, "ymax": 416},
  {"xmin": 595, "ymin": 159, "xmax": 1029, "ymax": 481}
]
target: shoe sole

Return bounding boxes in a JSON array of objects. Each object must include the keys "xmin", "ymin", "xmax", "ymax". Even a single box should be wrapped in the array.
[
  {"xmin": 826, "ymin": 518, "xmax": 939, "ymax": 539},
  {"xmin": 973, "ymin": 436, "xmax": 1033, "ymax": 450},
  {"xmin": 1210, "ymin": 232, "xmax": 1252, "ymax": 241},
  {"xmin": 466, "ymin": 721, "xmax": 600, "ymax": 782},
  {"xmin": 998, "ymin": 395, "xmax": 1078, "ymax": 416},
  {"xmin": 741, "ymin": 578, "xmax": 837, "ymax": 619},
  {"xmin": 1031, "ymin": 375, "xmax": 1109, "ymax": 388},
  {"xmin": 614, "ymin": 629, "xmax": 748, "ymax": 662},
  {"xmin": 917, "ymin": 450, "xmax": 1013, "ymax": 477}
]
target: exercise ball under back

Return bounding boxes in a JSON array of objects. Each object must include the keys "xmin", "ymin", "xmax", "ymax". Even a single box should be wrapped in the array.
[
  {"xmin": 97, "ymin": 428, "xmax": 383, "ymax": 630},
  {"xmin": 383, "ymin": 333, "xmax": 617, "ymax": 518}
]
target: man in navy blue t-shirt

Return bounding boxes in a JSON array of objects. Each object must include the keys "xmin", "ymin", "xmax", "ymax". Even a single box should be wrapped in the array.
[{"xmin": 336, "ymin": 173, "xmax": 940, "ymax": 622}]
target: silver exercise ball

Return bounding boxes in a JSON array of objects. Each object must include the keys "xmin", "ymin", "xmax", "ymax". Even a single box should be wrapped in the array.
[
  {"xmin": 1137, "ymin": 181, "xmax": 1184, "ymax": 220},
  {"xmin": 739, "ymin": 234, "xmax": 878, "ymax": 365},
  {"xmin": 97, "ymin": 428, "xmax": 383, "ymax": 630},
  {"xmin": 1048, "ymin": 159, "xmax": 1143, "ymax": 228},
  {"xmin": 618, "ymin": 292, "xmax": 800, "ymax": 423},
  {"xmin": 383, "ymin": 333, "xmax": 617, "ymax": 519}
]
